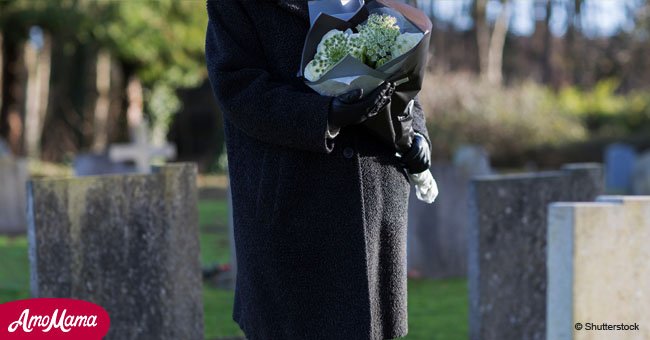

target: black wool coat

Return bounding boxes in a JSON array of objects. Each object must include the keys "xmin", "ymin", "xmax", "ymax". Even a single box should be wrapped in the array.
[{"xmin": 205, "ymin": 1, "xmax": 431, "ymax": 339}]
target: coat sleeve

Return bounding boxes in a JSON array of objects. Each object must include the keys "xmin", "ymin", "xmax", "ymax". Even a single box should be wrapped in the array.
[
  {"xmin": 205, "ymin": 0, "xmax": 336, "ymax": 153},
  {"xmin": 411, "ymin": 94, "xmax": 431, "ymax": 150}
]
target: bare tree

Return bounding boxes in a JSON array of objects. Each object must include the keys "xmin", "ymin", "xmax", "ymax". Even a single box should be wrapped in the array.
[
  {"xmin": 474, "ymin": 0, "xmax": 511, "ymax": 85},
  {"xmin": 0, "ymin": 38, "xmax": 27, "ymax": 155},
  {"xmin": 24, "ymin": 30, "xmax": 52, "ymax": 158},
  {"xmin": 486, "ymin": 1, "xmax": 510, "ymax": 84},
  {"xmin": 91, "ymin": 49, "xmax": 112, "ymax": 152},
  {"xmin": 0, "ymin": 33, "xmax": 3, "ymax": 111}
]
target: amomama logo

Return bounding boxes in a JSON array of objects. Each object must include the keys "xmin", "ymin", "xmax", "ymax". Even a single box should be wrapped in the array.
[{"xmin": 0, "ymin": 298, "xmax": 110, "ymax": 339}]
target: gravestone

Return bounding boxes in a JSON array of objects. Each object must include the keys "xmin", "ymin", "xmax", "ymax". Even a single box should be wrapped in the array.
[
  {"xmin": 0, "ymin": 137, "xmax": 10, "ymax": 158},
  {"xmin": 109, "ymin": 124, "xmax": 176, "ymax": 174},
  {"xmin": 547, "ymin": 196, "xmax": 650, "ymax": 340},
  {"xmin": 0, "ymin": 158, "xmax": 28, "ymax": 234},
  {"xmin": 27, "ymin": 163, "xmax": 203, "ymax": 340},
  {"xmin": 73, "ymin": 153, "xmax": 137, "ymax": 176},
  {"xmin": 468, "ymin": 163, "xmax": 603, "ymax": 340},
  {"xmin": 632, "ymin": 151, "xmax": 650, "ymax": 195},
  {"xmin": 604, "ymin": 143, "xmax": 636, "ymax": 194},
  {"xmin": 407, "ymin": 145, "xmax": 491, "ymax": 278},
  {"xmin": 453, "ymin": 145, "xmax": 491, "ymax": 176}
]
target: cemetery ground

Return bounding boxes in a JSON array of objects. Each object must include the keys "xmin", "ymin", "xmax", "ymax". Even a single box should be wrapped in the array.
[{"xmin": 0, "ymin": 176, "xmax": 468, "ymax": 340}]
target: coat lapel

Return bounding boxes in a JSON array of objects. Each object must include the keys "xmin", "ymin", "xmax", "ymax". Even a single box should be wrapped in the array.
[{"xmin": 266, "ymin": 0, "xmax": 310, "ymax": 24}]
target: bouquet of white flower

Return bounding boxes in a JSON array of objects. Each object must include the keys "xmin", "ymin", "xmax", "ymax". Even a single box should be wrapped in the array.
[
  {"xmin": 304, "ymin": 14, "xmax": 424, "ymax": 82},
  {"xmin": 298, "ymin": 0, "xmax": 438, "ymax": 203}
]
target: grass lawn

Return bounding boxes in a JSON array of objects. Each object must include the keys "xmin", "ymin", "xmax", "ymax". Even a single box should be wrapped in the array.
[{"xmin": 0, "ymin": 199, "xmax": 467, "ymax": 339}]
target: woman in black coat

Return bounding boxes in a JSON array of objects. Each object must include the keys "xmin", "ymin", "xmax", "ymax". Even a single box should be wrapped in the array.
[{"xmin": 205, "ymin": 1, "xmax": 431, "ymax": 339}]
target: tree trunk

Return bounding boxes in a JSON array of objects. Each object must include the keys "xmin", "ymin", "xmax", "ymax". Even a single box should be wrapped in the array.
[
  {"xmin": 474, "ymin": 0, "xmax": 490, "ymax": 78},
  {"xmin": 24, "ymin": 31, "xmax": 52, "ymax": 159},
  {"xmin": 570, "ymin": 0, "xmax": 583, "ymax": 85},
  {"xmin": 40, "ymin": 39, "xmax": 90, "ymax": 161},
  {"xmin": 126, "ymin": 74, "xmax": 144, "ymax": 140},
  {"xmin": 0, "ymin": 38, "xmax": 27, "ymax": 156},
  {"xmin": 541, "ymin": 0, "xmax": 553, "ymax": 86},
  {"xmin": 0, "ymin": 33, "xmax": 3, "ymax": 112},
  {"xmin": 486, "ymin": 0, "xmax": 510, "ymax": 85},
  {"xmin": 92, "ymin": 49, "xmax": 112, "ymax": 152}
]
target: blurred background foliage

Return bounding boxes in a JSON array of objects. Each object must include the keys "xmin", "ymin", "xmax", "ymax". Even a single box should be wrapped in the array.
[
  {"xmin": 0, "ymin": 0, "xmax": 210, "ymax": 163},
  {"xmin": 422, "ymin": 73, "xmax": 650, "ymax": 162},
  {"xmin": 1, "ymin": 0, "xmax": 650, "ymax": 171}
]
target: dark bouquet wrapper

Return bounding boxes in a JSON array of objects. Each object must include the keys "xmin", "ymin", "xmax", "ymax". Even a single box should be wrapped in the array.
[{"xmin": 297, "ymin": 0, "xmax": 433, "ymax": 154}]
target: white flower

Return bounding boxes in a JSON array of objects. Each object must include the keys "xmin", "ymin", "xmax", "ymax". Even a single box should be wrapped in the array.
[
  {"xmin": 304, "ymin": 57, "xmax": 334, "ymax": 82},
  {"xmin": 315, "ymin": 29, "xmax": 349, "ymax": 62},
  {"xmin": 304, "ymin": 59, "xmax": 322, "ymax": 82},
  {"xmin": 347, "ymin": 32, "xmax": 365, "ymax": 62},
  {"xmin": 316, "ymin": 29, "xmax": 343, "ymax": 54},
  {"xmin": 356, "ymin": 13, "xmax": 401, "ymax": 68},
  {"xmin": 391, "ymin": 32, "xmax": 423, "ymax": 59},
  {"xmin": 306, "ymin": 29, "xmax": 366, "ymax": 81}
]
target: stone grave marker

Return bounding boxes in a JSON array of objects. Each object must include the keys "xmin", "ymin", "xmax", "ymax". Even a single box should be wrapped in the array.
[
  {"xmin": 0, "ymin": 158, "xmax": 28, "ymax": 234},
  {"xmin": 407, "ymin": 145, "xmax": 491, "ymax": 278},
  {"xmin": 468, "ymin": 163, "xmax": 603, "ymax": 340},
  {"xmin": 632, "ymin": 151, "xmax": 650, "ymax": 195},
  {"xmin": 109, "ymin": 124, "xmax": 176, "ymax": 174},
  {"xmin": 0, "ymin": 137, "xmax": 11, "ymax": 158},
  {"xmin": 27, "ymin": 163, "xmax": 203, "ymax": 340},
  {"xmin": 547, "ymin": 196, "xmax": 650, "ymax": 340},
  {"xmin": 73, "ymin": 153, "xmax": 137, "ymax": 176},
  {"xmin": 453, "ymin": 145, "xmax": 491, "ymax": 176},
  {"xmin": 604, "ymin": 143, "xmax": 636, "ymax": 194}
]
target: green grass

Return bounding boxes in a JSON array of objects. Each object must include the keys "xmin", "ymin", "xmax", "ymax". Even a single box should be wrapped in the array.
[
  {"xmin": 407, "ymin": 278, "xmax": 468, "ymax": 339},
  {"xmin": 0, "ymin": 236, "xmax": 30, "ymax": 301},
  {"xmin": 199, "ymin": 200, "xmax": 231, "ymax": 265},
  {"xmin": 203, "ymin": 285, "xmax": 244, "ymax": 338},
  {"xmin": 0, "ymin": 199, "xmax": 467, "ymax": 339},
  {"xmin": 199, "ymin": 199, "xmax": 246, "ymax": 338}
]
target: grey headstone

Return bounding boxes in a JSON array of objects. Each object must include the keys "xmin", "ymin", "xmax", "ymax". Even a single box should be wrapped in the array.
[
  {"xmin": 27, "ymin": 163, "xmax": 203, "ymax": 340},
  {"xmin": 632, "ymin": 151, "xmax": 650, "ymax": 195},
  {"xmin": 0, "ymin": 158, "xmax": 28, "ymax": 234},
  {"xmin": 604, "ymin": 143, "xmax": 636, "ymax": 194},
  {"xmin": 407, "ymin": 164, "xmax": 477, "ymax": 278},
  {"xmin": 73, "ymin": 153, "xmax": 137, "ymax": 176},
  {"xmin": 0, "ymin": 137, "xmax": 11, "ymax": 159},
  {"xmin": 453, "ymin": 145, "xmax": 492, "ymax": 177},
  {"xmin": 468, "ymin": 163, "xmax": 603, "ymax": 340},
  {"xmin": 407, "ymin": 146, "xmax": 491, "ymax": 279},
  {"xmin": 547, "ymin": 196, "xmax": 650, "ymax": 340}
]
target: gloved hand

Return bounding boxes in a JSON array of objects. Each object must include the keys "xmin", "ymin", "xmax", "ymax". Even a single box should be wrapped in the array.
[
  {"xmin": 400, "ymin": 133, "xmax": 431, "ymax": 174},
  {"xmin": 328, "ymin": 81, "xmax": 396, "ymax": 130}
]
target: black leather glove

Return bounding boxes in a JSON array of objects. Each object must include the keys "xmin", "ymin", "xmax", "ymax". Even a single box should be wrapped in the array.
[
  {"xmin": 328, "ymin": 81, "xmax": 396, "ymax": 130},
  {"xmin": 400, "ymin": 133, "xmax": 431, "ymax": 174}
]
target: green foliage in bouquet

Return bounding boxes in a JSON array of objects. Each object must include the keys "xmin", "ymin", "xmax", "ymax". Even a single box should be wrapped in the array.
[
  {"xmin": 356, "ymin": 13, "xmax": 401, "ymax": 68},
  {"xmin": 305, "ymin": 29, "xmax": 366, "ymax": 82},
  {"xmin": 318, "ymin": 30, "xmax": 353, "ymax": 63},
  {"xmin": 306, "ymin": 30, "xmax": 355, "ymax": 81},
  {"xmin": 347, "ymin": 32, "xmax": 366, "ymax": 61}
]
